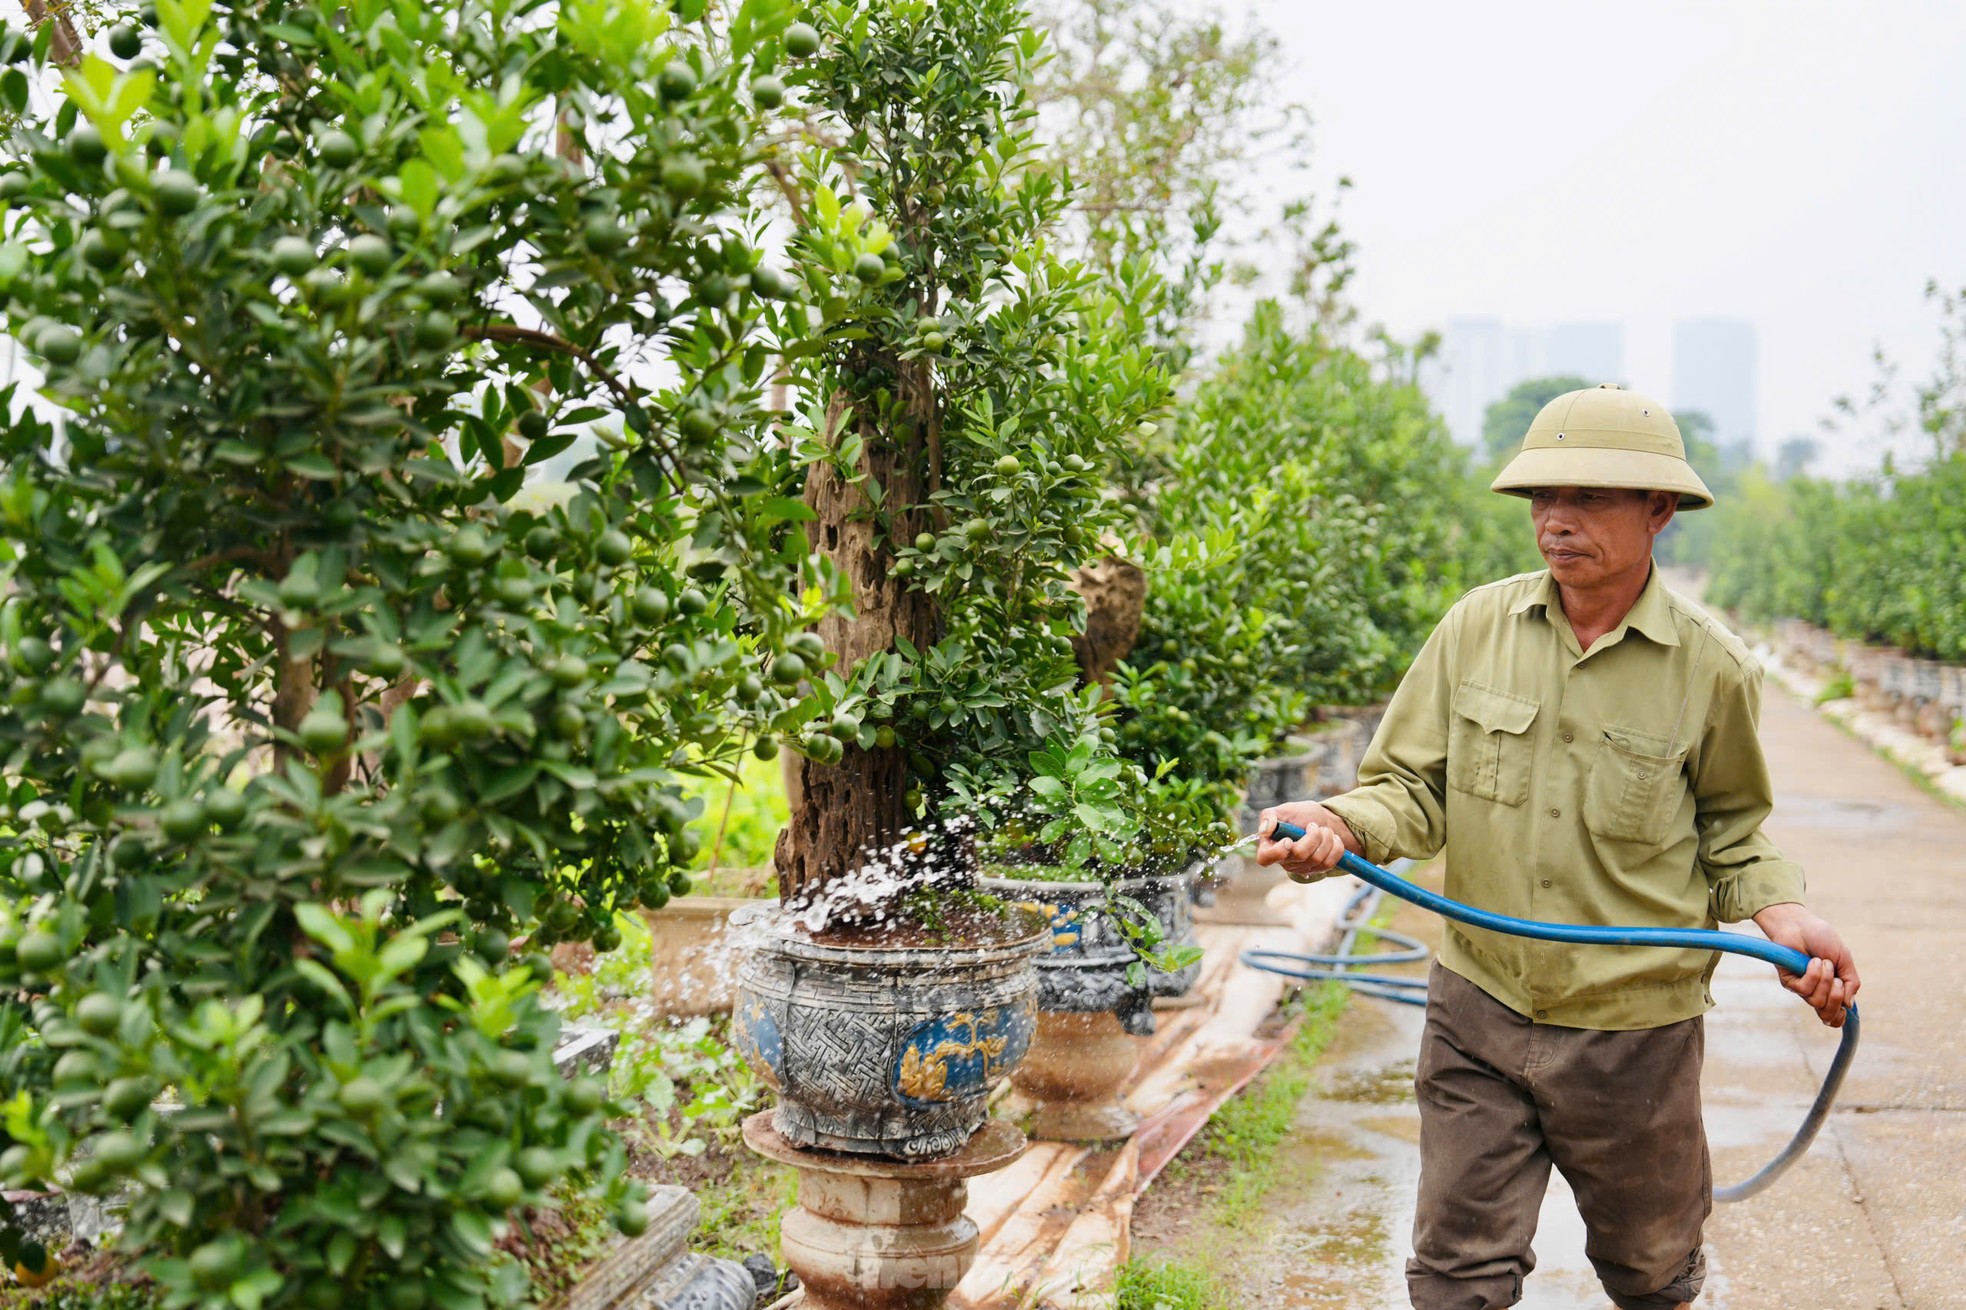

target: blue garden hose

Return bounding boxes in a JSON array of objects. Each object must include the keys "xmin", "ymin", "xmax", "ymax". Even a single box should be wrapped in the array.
[{"xmin": 1240, "ymin": 820, "xmax": 1860, "ymax": 1202}]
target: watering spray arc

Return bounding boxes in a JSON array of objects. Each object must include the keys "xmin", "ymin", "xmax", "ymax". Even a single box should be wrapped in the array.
[{"xmin": 1236, "ymin": 820, "xmax": 1860, "ymax": 1204}]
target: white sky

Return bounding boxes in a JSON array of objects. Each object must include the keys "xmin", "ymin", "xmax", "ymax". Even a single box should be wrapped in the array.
[{"xmin": 1242, "ymin": 0, "xmax": 1966, "ymax": 474}]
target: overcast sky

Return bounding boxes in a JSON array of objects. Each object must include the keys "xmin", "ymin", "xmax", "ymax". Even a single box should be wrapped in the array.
[{"xmin": 1243, "ymin": 1, "xmax": 1966, "ymax": 473}]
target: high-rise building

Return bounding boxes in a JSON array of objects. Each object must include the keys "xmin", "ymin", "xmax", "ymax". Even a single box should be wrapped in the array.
[
  {"xmin": 1431, "ymin": 317, "xmax": 1505, "ymax": 447},
  {"xmin": 1426, "ymin": 319, "xmax": 1625, "ymax": 446},
  {"xmin": 1671, "ymin": 319, "xmax": 1758, "ymax": 449}
]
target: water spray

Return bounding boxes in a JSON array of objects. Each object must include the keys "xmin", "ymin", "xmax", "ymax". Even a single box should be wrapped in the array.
[{"xmin": 1234, "ymin": 821, "xmax": 1859, "ymax": 1203}]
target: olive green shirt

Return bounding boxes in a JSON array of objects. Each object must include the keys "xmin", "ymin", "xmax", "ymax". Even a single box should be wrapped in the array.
[{"xmin": 1321, "ymin": 567, "xmax": 1805, "ymax": 1030}]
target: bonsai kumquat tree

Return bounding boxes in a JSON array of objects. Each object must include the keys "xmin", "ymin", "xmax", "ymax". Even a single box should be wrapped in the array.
[
  {"xmin": 767, "ymin": 0, "xmax": 1200, "ymax": 918},
  {"xmin": 0, "ymin": 0, "xmax": 845, "ymax": 1304}
]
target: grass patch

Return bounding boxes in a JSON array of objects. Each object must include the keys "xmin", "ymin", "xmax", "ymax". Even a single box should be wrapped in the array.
[
  {"xmin": 1113, "ymin": 1255, "xmax": 1234, "ymax": 1310},
  {"xmin": 1812, "ymin": 667, "xmax": 1855, "ymax": 705},
  {"xmin": 1174, "ymin": 978, "xmax": 1351, "ymax": 1228},
  {"xmin": 692, "ymin": 1157, "xmax": 797, "ymax": 1265}
]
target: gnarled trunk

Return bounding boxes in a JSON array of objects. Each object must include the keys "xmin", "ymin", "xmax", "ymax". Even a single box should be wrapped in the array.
[
  {"xmin": 775, "ymin": 363, "xmax": 937, "ymax": 912},
  {"xmin": 1069, "ymin": 554, "xmax": 1145, "ymax": 686}
]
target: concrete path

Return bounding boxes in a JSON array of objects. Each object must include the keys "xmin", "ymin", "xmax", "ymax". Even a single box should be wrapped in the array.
[{"xmin": 1259, "ymin": 677, "xmax": 1964, "ymax": 1308}]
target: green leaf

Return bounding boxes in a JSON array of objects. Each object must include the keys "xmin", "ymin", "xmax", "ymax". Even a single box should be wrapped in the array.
[
  {"xmin": 378, "ymin": 1214, "xmax": 408, "ymax": 1259},
  {"xmin": 758, "ymin": 496, "xmax": 815, "ymax": 522},
  {"xmin": 293, "ymin": 959, "xmax": 353, "ymax": 1012},
  {"xmin": 284, "ymin": 453, "xmax": 338, "ymax": 481},
  {"xmin": 294, "ymin": 904, "xmax": 356, "ymax": 957},
  {"xmin": 450, "ymin": 1210, "xmax": 494, "ymax": 1258}
]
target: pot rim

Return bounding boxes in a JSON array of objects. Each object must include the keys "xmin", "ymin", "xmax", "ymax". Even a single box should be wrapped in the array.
[
  {"xmin": 742, "ymin": 905, "xmax": 1048, "ymax": 967},
  {"xmin": 979, "ymin": 868, "xmax": 1198, "ymax": 895},
  {"xmin": 637, "ymin": 894, "xmax": 762, "ymax": 920}
]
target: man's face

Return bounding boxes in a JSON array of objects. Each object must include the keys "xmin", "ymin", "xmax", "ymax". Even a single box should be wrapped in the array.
[{"xmin": 1528, "ymin": 487, "xmax": 1677, "ymax": 587}]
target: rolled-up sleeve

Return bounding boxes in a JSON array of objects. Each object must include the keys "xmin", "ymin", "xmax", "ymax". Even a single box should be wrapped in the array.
[
  {"xmin": 1322, "ymin": 610, "xmax": 1455, "ymax": 866},
  {"xmin": 1694, "ymin": 661, "xmax": 1806, "ymax": 922}
]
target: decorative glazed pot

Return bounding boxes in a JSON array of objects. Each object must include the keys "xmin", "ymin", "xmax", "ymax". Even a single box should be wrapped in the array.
[
  {"xmin": 1004, "ymin": 1010, "xmax": 1147, "ymax": 1142},
  {"xmin": 976, "ymin": 873, "xmax": 1156, "ymax": 1034},
  {"xmin": 1244, "ymin": 723, "xmax": 1361, "ymax": 814},
  {"xmin": 730, "ymin": 907, "xmax": 1045, "ymax": 1160},
  {"xmin": 1128, "ymin": 867, "xmax": 1203, "ymax": 1001},
  {"xmin": 979, "ymin": 871, "xmax": 1203, "ymax": 1141},
  {"xmin": 1242, "ymin": 741, "xmax": 1318, "ymax": 813},
  {"xmin": 638, "ymin": 895, "xmax": 758, "ymax": 1017}
]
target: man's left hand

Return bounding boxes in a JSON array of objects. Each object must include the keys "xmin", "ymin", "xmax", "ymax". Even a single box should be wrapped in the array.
[{"xmin": 1751, "ymin": 902, "xmax": 1860, "ymax": 1028}]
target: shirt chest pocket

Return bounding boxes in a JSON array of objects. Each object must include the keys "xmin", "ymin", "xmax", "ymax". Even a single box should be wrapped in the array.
[
  {"xmin": 1583, "ymin": 727, "xmax": 1689, "ymax": 845},
  {"xmin": 1447, "ymin": 681, "xmax": 1540, "ymax": 807}
]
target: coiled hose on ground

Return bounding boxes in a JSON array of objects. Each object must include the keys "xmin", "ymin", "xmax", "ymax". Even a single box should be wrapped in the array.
[{"xmin": 1237, "ymin": 826, "xmax": 1860, "ymax": 1202}]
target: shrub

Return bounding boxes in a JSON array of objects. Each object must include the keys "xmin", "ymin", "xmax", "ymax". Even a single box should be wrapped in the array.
[
  {"xmin": 0, "ymin": 0, "xmax": 832, "ymax": 1303},
  {"xmin": 1108, "ymin": 301, "xmax": 1505, "ymax": 825},
  {"xmin": 1708, "ymin": 457, "xmax": 1966, "ymax": 660}
]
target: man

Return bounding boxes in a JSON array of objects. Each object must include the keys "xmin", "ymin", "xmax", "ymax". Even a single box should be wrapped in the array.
[{"xmin": 1256, "ymin": 383, "xmax": 1859, "ymax": 1310}]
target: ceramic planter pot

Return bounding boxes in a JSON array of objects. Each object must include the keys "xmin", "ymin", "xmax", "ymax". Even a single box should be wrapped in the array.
[
  {"xmin": 976, "ymin": 873, "xmax": 1161, "ymax": 1031},
  {"xmin": 730, "ymin": 906, "xmax": 1046, "ymax": 1160},
  {"xmin": 1242, "ymin": 741, "xmax": 1319, "ymax": 812},
  {"xmin": 1003, "ymin": 1009, "xmax": 1146, "ymax": 1142},
  {"xmin": 638, "ymin": 895, "xmax": 763, "ymax": 1017},
  {"xmin": 1128, "ymin": 867, "xmax": 1203, "ymax": 1001},
  {"xmin": 977, "ymin": 870, "xmax": 1199, "ymax": 1142},
  {"xmin": 1245, "ymin": 723, "xmax": 1363, "ymax": 814}
]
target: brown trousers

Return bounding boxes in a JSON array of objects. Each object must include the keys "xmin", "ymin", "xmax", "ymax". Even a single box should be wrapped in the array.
[{"xmin": 1408, "ymin": 963, "xmax": 1711, "ymax": 1310}]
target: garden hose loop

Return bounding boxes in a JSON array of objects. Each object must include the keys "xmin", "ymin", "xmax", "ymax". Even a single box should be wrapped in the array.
[{"xmin": 1238, "ymin": 822, "xmax": 1860, "ymax": 1203}]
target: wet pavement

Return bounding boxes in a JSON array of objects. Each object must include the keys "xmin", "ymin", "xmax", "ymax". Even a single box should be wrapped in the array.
[{"xmin": 1239, "ymin": 677, "xmax": 1963, "ymax": 1308}]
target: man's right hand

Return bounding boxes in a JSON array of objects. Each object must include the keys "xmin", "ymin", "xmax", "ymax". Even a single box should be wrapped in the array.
[{"xmin": 1255, "ymin": 801, "xmax": 1362, "ymax": 883}]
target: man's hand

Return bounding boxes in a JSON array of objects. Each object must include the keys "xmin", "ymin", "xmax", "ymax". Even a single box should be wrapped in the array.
[
  {"xmin": 1254, "ymin": 801, "xmax": 1362, "ymax": 884},
  {"xmin": 1752, "ymin": 902, "xmax": 1860, "ymax": 1028}
]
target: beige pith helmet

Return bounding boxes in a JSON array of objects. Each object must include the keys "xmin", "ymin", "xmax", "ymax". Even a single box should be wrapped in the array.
[{"xmin": 1490, "ymin": 382, "xmax": 1714, "ymax": 511}]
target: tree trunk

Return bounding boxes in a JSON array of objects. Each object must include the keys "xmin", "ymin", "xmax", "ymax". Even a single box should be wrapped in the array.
[
  {"xmin": 1069, "ymin": 554, "xmax": 1146, "ymax": 686},
  {"xmin": 775, "ymin": 362, "xmax": 937, "ymax": 914}
]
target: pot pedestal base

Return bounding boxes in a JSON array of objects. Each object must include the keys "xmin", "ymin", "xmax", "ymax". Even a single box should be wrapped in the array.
[
  {"xmin": 742, "ymin": 1112, "xmax": 1025, "ymax": 1310},
  {"xmin": 1007, "ymin": 1010, "xmax": 1146, "ymax": 1144}
]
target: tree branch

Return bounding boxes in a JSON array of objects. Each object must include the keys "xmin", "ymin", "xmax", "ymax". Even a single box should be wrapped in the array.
[
  {"xmin": 461, "ymin": 323, "xmax": 686, "ymax": 495},
  {"xmin": 20, "ymin": 0, "xmax": 82, "ymax": 68}
]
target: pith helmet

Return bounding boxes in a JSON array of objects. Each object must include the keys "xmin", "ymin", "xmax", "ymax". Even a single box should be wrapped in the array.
[{"xmin": 1490, "ymin": 383, "xmax": 1713, "ymax": 510}]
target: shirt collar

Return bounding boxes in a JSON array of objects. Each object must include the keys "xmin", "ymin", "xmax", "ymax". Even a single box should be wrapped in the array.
[{"xmin": 1508, "ymin": 565, "xmax": 1681, "ymax": 649}]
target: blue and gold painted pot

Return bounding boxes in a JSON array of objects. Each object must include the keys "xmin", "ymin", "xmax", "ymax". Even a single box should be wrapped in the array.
[
  {"xmin": 730, "ymin": 908, "xmax": 1045, "ymax": 1160},
  {"xmin": 977, "ymin": 870, "xmax": 1202, "ymax": 1034}
]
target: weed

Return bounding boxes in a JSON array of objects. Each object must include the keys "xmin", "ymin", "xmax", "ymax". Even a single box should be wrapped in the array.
[
  {"xmin": 552, "ymin": 914, "xmax": 764, "ymax": 1161},
  {"xmin": 1813, "ymin": 668, "xmax": 1855, "ymax": 705},
  {"xmin": 692, "ymin": 1159, "xmax": 797, "ymax": 1265},
  {"xmin": 1113, "ymin": 1255, "xmax": 1232, "ymax": 1310}
]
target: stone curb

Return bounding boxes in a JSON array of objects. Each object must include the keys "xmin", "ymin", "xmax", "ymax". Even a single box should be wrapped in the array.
[{"xmin": 1760, "ymin": 650, "xmax": 1966, "ymax": 807}]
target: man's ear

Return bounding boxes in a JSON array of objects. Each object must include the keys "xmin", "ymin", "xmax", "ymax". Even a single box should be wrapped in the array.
[{"xmin": 1647, "ymin": 491, "xmax": 1679, "ymax": 537}]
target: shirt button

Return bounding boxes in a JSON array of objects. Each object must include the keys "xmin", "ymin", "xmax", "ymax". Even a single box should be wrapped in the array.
[
  {"xmin": 1540, "ymin": 879, "xmax": 1552, "ymax": 888},
  {"xmin": 1535, "ymin": 1010, "xmax": 1548, "ymax": 1020},
  {"xmin": 1562, "ymin": 732, "xmax": 1574, "ymax": 743},
  {"xmin": 1549, "ymin": 807, "xmax": 1561, "ymax": 819}
]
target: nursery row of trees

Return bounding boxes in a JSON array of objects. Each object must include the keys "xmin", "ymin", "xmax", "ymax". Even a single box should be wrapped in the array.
[
  {"xmin": 1706, "ymin": 286, "xmax": 1966, "ymax": 660},
  {"xmin": 0, "ymin": 0, "xmax": 1506, "ymax": 1303}
]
